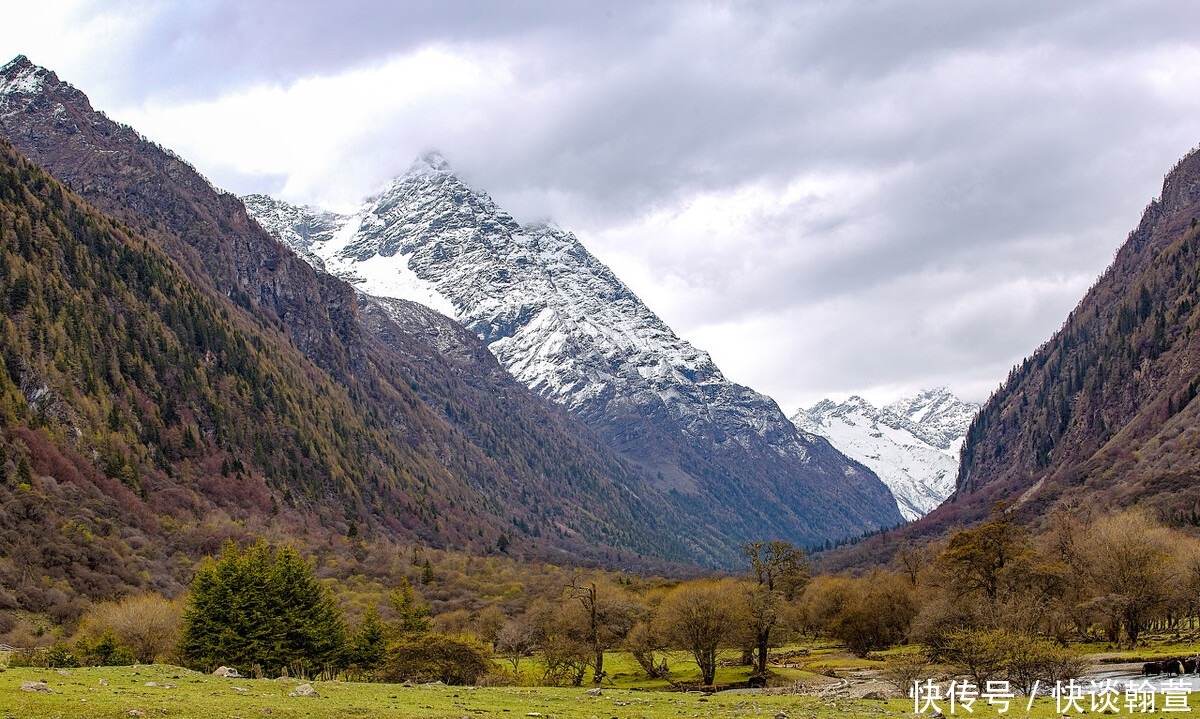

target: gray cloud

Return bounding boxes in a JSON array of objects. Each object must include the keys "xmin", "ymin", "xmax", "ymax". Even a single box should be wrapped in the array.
[{"xmin": 5, "ymin": 0, "xmax": 1200, "ymax": 410}]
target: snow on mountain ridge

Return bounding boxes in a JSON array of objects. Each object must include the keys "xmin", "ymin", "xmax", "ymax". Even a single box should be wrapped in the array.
[
  {"xmin": 885, "ymin": 387, "xmax": 979, "ymax": 451},
  {"xmin": 312, "ymin": 166, "xmax": 723, "ymax": 417},
  {"xmin": 792, "ymin": 389, "xmax": 979, "ymax": 521},
  {"xmin": 0, "ymin": 56, "xmax": 51, "ymax": 118},
  {"xmin": 248, "ymin": 164, "xmax": 754, "ymax": 428},
  {"xmin": 242, "ymin": 194, "xmax": 345, "ymax": 273},
  {"xmin": 245, "ymin": 156, "xmax": 905, "ymax": 544}
]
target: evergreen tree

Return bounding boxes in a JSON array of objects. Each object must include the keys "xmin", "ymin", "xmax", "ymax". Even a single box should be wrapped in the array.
[
  {"xmin": 388, "ymin": 577, "xmax": 431, "ymax": 635},
  {"xmin": 16, "ymin": 454, "xmax": 31, "ymax": 485},
  {"xmin": 178, "ymin": 540, "xmax": 345, "ymax": 677},
  {"xmin": 347, "ymin": 605, "xmax": 387, "ymax": 674}
]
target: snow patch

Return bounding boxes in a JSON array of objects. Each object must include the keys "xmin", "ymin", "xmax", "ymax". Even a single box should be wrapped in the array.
[{"xmin": 0, "ymin": 56, "xmax": 48, "ymax": 118}]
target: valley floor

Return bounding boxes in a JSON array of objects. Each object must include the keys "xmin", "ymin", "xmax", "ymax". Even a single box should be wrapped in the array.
[{"xmin": 0, "ymin": 663, "xmax": 1098, "ymax": 719}]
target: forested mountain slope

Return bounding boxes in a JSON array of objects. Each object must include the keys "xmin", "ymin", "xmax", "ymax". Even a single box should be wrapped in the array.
[
  {"xmin": 950, "ymin": 146, "xmax": 1200, "ymax": 524},
  {"xmin": 0, "ymin": 55, "xmax": 709, "ymax": 577}
]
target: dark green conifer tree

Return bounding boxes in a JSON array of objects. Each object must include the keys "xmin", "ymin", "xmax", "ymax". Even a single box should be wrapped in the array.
[
  {"xmin": 178, "ymin": 540, "xmax": 345, "ymax": 677},
  {"xmin": 387, "ymin": 577, "xmax": 431, "ymax": 635},
  {"xmin": 346, "ymin": 605, "xmax": 387, "ymax": 675}
]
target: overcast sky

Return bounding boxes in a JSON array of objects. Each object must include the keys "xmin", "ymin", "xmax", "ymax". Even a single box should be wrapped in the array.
[{"xmin": 4, "ymin": 1, "xmax": 1200, "ymax": 413}]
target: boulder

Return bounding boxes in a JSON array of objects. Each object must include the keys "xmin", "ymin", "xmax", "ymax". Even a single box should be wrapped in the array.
[
  {"xmin": 213, "ymin": 666, "xmax": 241, "ymax": 678},
  {"xmin": 20, "ymin": 680, "xmax": 51, "ymax": 693},
  {"xmin": 289, "ymin": 683, "xmax": 318, "ymax": 698}
]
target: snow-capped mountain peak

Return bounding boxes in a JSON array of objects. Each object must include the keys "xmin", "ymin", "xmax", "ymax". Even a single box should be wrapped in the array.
[
  {"xmin": 791, "ymin": 389, "xmax": 979, "ymax": 521},
  {"xmin": 0, "ymin": 56, "xmax": 52, "ymax": 118},
  {"xmin": 407, "ymin": 150, "xmax": 453, "ymax": 177},
  {"xmin": 246, "ymin": 155, "xmax": 905, "ymax": 546}
]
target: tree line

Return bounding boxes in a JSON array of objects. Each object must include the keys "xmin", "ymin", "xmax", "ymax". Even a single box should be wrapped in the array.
[{"xmin": 11, "ymin": 504, "xmax": 1200, "ymax": 690}]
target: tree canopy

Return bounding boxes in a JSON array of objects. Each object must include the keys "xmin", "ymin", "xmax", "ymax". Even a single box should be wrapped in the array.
[{"xmin": 178, "ymin": 541, "xmax": 345, "ymax": 677}]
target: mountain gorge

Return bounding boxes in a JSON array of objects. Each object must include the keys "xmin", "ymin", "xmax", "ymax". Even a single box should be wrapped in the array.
[
  {"xmin": 245, "ymin": 155, "xmax": 903, "ymax": 548},
  {"xmin": 791, "ymin": 389, "xmax": 978, "ymax": 520}
]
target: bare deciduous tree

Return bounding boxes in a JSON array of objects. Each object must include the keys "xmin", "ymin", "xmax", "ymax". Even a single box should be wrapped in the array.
[
  {"xmin": 743, "ymin": 540, "xmax": 809, "ymax": 676},
  {"xmin": 82, "ymin": 593, "xmax": 182, "ymax": 664},
  {"xmin": 655, "ymin": 578, "xmax": 744, "ymax": 686},
  {"xmin": 1081, "ymin": 509, "xmax": 1176, "ymax": 645}
]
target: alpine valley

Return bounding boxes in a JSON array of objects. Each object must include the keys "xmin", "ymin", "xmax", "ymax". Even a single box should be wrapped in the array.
[
  {"xmin": 0, "ymin": 50, "xmax": 903, "ymax": 615},
  {"xmin": 8, "ymin": 41, "xmax": 1200, "ymax": 692}
]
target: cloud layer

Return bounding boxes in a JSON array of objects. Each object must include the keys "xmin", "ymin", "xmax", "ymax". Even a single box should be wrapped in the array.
[{"xmin": 4, "ymin": 0, "xmax": 1200, "ymax": 411}]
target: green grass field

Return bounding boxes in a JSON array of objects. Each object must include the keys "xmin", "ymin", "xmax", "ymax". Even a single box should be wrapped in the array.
[
  {"xmin": 0, "ymin": 663, "xmax": 1101, "ymax": 719},
  {"xmin": 6, "ymin": 637, "xmax": 1191, "ymax": 719},
  {"xmin": 506, "ymin": 647, "xmax": 823, "ymax": 690}
]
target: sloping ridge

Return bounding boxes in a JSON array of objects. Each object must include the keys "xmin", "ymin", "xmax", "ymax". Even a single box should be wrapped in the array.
[
  {"xmin": 948, "ymin": 146, "xmax": 1200, "ymax": 524},
  {"xmin": 0, "ymin": 54, "xmax": 710, "ymax": 570}
]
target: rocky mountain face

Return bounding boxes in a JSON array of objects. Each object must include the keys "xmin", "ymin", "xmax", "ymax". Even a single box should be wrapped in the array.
[
  {"xmin": 947, "ymin": 146, "xmax": 1200, "ymax": 526},
  {"xmin": 245, "ymin": 155, "xmax": 904, "ymax": 547},
  {"xmin": 791, "ymin": 389, "xmax": 978, "ymax": 520},
  {"xmin": 0, "ymin": 54, "xmax": 710, "ymax": 572}
]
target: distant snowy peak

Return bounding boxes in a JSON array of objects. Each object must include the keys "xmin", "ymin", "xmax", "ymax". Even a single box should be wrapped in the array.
[
  {"xmin": 792, "ymin": 389, "xmax": 979, "ymax": 521},
  {"xmin": 886, "ymin": 387, "xmax": 979, "ymax": 451}
]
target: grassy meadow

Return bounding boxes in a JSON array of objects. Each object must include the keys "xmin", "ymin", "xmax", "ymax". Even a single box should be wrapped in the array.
[
  {"xmin": 5, "ymin": 635, "xmax": 1165, "ymax": 719},
  {"xmin": 0, "ymin": 661, "xmax": 1091, "ymax": 719}
]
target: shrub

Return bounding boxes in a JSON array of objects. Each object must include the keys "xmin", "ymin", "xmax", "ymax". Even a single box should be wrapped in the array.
[
  {"xmin": 380, "ymin": 633, "xmax": 493, "ymax": 685},
  {"xmin": 45, "ymin": 642, "xmax": 78, "ymax": 668},
  {"xmin": 943, "ymin": 627, "xmax": 1088, "ymax": 695},
  {"xmin": 803, "ymin": 572, "xmax": 917, "ymax": 657},
  {"xmin": 82, "ymin": 593, "xmax": 181, "ymax": 663},
  {"xmin": 880, "ymin": 651, "xmax": 931, "ymax": 698},
  {"xmin": 75, "ymin": 630, "xmax": 135, "ymax": 666}
]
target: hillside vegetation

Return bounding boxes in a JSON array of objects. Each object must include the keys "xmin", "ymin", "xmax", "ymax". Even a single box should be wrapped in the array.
[
  {"xmin": 0, "ymin": 54, "xmax": 743, "ymax": 569},
  {"xmin": 953, "ymin": 148, "xmax": 1200, "ymax": 524}
]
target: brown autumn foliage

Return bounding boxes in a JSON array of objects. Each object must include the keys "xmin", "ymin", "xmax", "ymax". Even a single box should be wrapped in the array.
[
  {"xmin": 654, "ymin": 578, "xmax": 746, "ymax": 686},
  {"xmin": 80, "ymin": 594, "xmax": 183, "ymax": 663}
]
